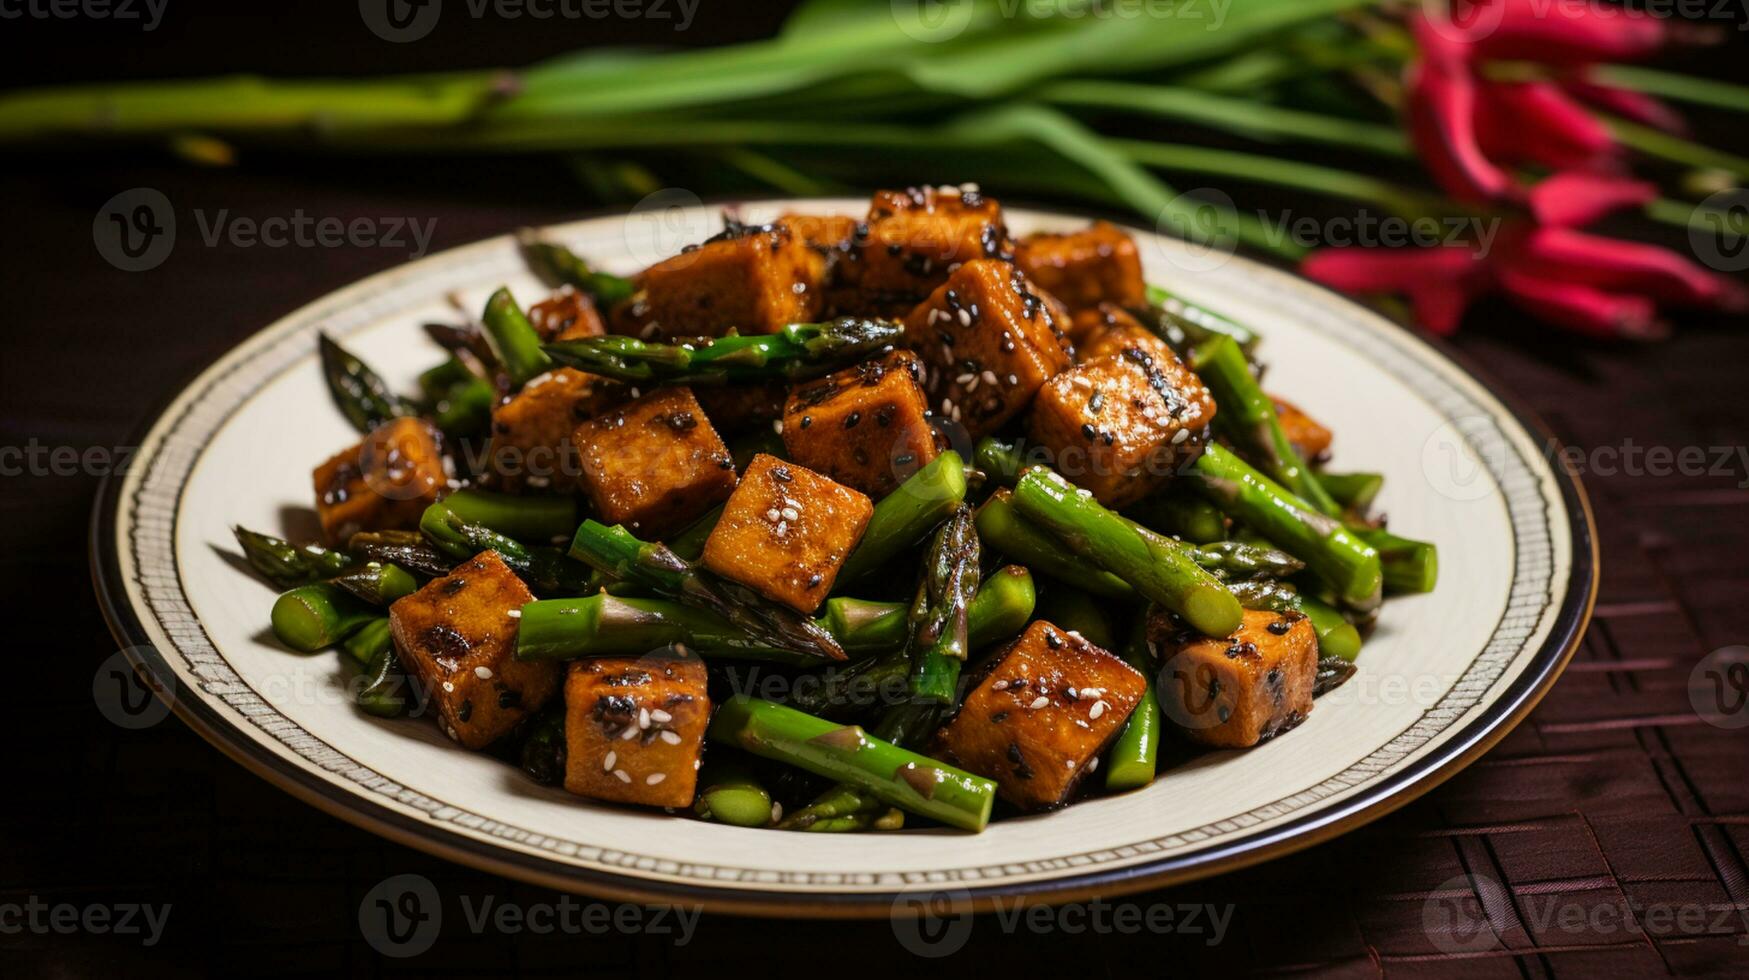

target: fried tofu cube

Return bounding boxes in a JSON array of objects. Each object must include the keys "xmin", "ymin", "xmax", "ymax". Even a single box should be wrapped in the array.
[
  {"xmin": 1151, "ymin": 607, "xmax": 1317, "ymax": 749},
  {"xmin": 849, "ymin": 186, "xmax": 1011, "ymax": 307},
  {"xmin": 903, "ymin": 259, "xmax": 1073, "ymax": 439},
  {"xmin": 389, "ymin": 551, "xmax": 560, "ymax": 749},
  {"xmin": 1027, "ymin": 341, "xmax": 1216, "ymax": 508},
  {"xmin": 1073, "ymin": 304, "xmax": 1174, "ymax": 364},
  {"xmin": 312, "ymin": 417, "xmax": 447, "ymax": 544},
  {"xmin": 635, "ymin": 225, "xmax": 826, "ymax": 336},
  {"xmin": 571, "ymin": 386, "xmax": 738, "ymax": 538},
  {"xmin": 936, "ymin": 620, "xmax": 1146, "ymax": 810},
  {"xmin": 700, "ymin": 453, "xmax": 873, "ymax": 614},
  {"xmin": 529, "ymin": 286, "xmax": 606, "ymax": 342},
  {"xmin": 488, "ymin": 367, "xmax": 622, "ymax": 493},
  {"xmin": 1014, "ymin": 221, "xmax": 1147, "ymax": 312},
  {"xmin": 1272, "ymin": 395, "xmax": 1333, "ymax": 462},
  {"xmin": 562, "ymin": 654, "xmax": 709, "ymax": 808},
  {"xmin": 778, "ymin": 212, "xmax": 861, "ymax": 257},
  {"xmin": 780, "ymin": 350, "xmax": 940, "ymax": 497}
]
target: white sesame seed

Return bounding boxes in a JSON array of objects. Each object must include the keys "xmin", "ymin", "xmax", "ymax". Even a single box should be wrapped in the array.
[
  {"xmin": 638, "ymin": 708, "xmax": 651, "ymax": 729},
  {"xmin": 646, "ymin": 773, "xmax": 667, "ymax": 785},
  {"xmin": 659, "ymin": 730, "xmax": 682, "ymax": 745},
  {"xmin": 614, "ymin": 769, "xmax": 632, "ymax": 783},
  {"xmin": 620, "ymin": 725, "xmax": 639, "ymax": 740},
  {"xmin": 1066, "ymin": 686, "xmax": 1079, "ymax": 700},
  {"xmin": 604, "ymin": 751, "xmax": 617, "ymax": 771},
  {"xmin": 1029, "ymin": 696, "xmax": 1049, "ymax": 710},
  {"xmin": 1089, "ymin": 756, "xmax": 1100, "ymax": 772},
  {"xmin": 1171, "ymin": 428, "xmax": 1190, "ymax": 444},
  {"xmin": 630, "ymin": 387, "xmax": 641, "ymax": 399},
  {"xmin": 981, "ymin": 370, "xmax": 997, "ymax": 385},
  {"xmin": 441, "ymin": 681, "xmax": 454, "ymax": 693},
  {"xmin": 941, "ymin": 397, "xmax": 953, "ymax": 413},
  {"xmin": 651, "ymin": 709, "xmax": 672, "ymax": 723},
  {"xmin": 992, "ymin": 680, "xmax": 1009, "ymax": 691},
  {"xmin": 772, "ymin": 419, "xmax": 784, "ymax": 435},
  {"xmin": 1089, "ymin": 700, "xmax": 1107, "ymax": 720},
  {"xmin": 955, "ymin": 373, "xmax": 975, "ymax": 385},
  {"xmin": 957, "ymin": 309, "xmax": 972, "ymax": 327},
  {"xmin": 474, "ymin": 666, "xmax": 493, "ymax": 680},
  {"xmin": 765, "ymin": 508, "xmax": 781, "ymax": 522},
  {"xmin": 1065, "ymin": 759, "xmax": 1075, "ymax": 769},
  {"xmin": 775, "ymin": 521, "xmax": 788, "ymax": 535},
  {"xmin": 771, "ymin": 802, "xmax": 783, "ymax": 822},
  {"xmin": 1081, "ymin": 687, "xmax": 1104, "ymax": 698},
  {"xmin": 966, "ymin": 376, "xmax": 979, "ymax": 392},
  {"xmin": 694, "ymin": 758, "xmax": 702, "ymax": 770},
  {"xmin": 506, "ymin": 609, "xmax": 521, "ymax": 619},
  {"xmin": 781, "ymin": 507, "xmax": 799, "ymax": 521}
]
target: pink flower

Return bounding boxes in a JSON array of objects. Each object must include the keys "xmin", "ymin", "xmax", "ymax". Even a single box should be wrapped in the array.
[
  {"xmin": 1454, "ymin": 0, "xmax": 1669, "ymax": 65},
  {"xmin": 1301, "ymin": 174, "xmax": 1746, "ymax": 339}
]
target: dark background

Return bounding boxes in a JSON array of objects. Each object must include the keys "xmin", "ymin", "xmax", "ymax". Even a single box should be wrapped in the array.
[{"xmin": 4, "ymin": 2, "xmax": 1748, "ymax": 976}]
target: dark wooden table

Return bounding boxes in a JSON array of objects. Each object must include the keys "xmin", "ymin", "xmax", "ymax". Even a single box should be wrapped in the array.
[{"xmin": 4, "ymin": 7, "xmax": 1748, "ymax": 978}]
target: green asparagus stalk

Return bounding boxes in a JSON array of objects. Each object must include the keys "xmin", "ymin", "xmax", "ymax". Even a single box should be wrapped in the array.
[
  {"xmin": 834, "ymin": 450, "xmax": 967, "ymax": 587},
  {"xmin": 1226, "ymin": 577, "xmax": 1301, "ymax": 613},
  {"xmin": 1319, "ymin": 471, "xmax": 1384, "ymax": 511},
  {"xmin": 975, "ymin": 490, "xmax": 1134, "ymax": 598},
  {"xmin": 544, "ymin": 317, "xmax": 905, "ymax": 386},
  {"xmin": 1035, "ymin": 585, "xmax": 1116, "ymax": 651},
  {"xmin": 1143, "ymin": 284, "xmax": 1259, "ymax": 352},
  {"xmin": 517, "ymin": 593, "xmax": 816, "ymax": 664},
  {"xmin": 271, "ymin": 582, "xmax": 378, "ymax": 652},
  {"xmin": 416, "ymin": 356, "xmax": 478, "ymax": 401},
  {"xmin": 347, "ymin": 529, "xmax": 456, "ymax": 578},
  {"xmin": 518, "ymin": 704, "xmax": 567, "ymax": 785},
  {"xmin": 330, "ymin": 562, "xmax": 420, "ymax": 607},
  {"xmin": 318, "ymin": 332, "xmax": 410, "ymax": 434},
  {"xmin": 778, "ymin": 785, "xmax": 905, "ymax": 832},
  {"xmin": 1352, "ymin": 526, "xmax": 1439, "ymax": 595},
  {"xmin": 569, "ymin": 520, "xmax": 845, "ymax": 661},
  {"xmin": 441, "ymin": 489, "xmax": 580, "ymax": 544},
  {"xmin": 481, "ymin": 287, "xmax": 552, "ymax": 389},
  {"xmin": 1185, "ymin": 540, "xmax": 1305, "ymax": 580},
  {"xmin": 1012, "ymin": 468, "xmax": 1243, "ymax": 637},
  {"xmin": 1301, "ymin": 596, "xmax": 1363, "ymax": 662},
  {"xmin": 708, "ymin": 696, "xmax": 996, "ymax": 832},
  {"xmin": 693, "ymin": 756, "xmax": 775, "ymax": 827},
  {"xmin": 422, "ymin": 505, "xmax": 597, "ymax": 596},
  {"xmin": 1126, "ymin": 490, "xmax": 1227, "ymax": 544},
  {"xmin": 1186, "ymin": 444, "xmax": 1382, "ymax": 609},
  {"xmin": 340, "ymin": 616, "xmax": 394, "ymax": 667},
  {"xmin": 907, "ymin": 506, "xmax": 979, "ymax": 705},
  {"xmin": 825, "ymin": 564, "xmax": 1036, "ymax": 655},
  {"xmin": 1103, "ymin": 616, "xmax": 1162, "ymax": 791},
  {"xmin": 667, "ymin": 504, "xmax": 724, "ymax": 562},
  {"xmin": 518, "ymin": 231, "xmax": 638, "ymax": 307},
  {"xmin": 431, "ymin": 374, "xmax": 497, "ymax": 436},
  {"xmin": 356, "ymin": 643, "xmax": 410, "ymax": 718},
  {"xmin": 973, "ymin": 435, "xmax": 1029, "ymax": 487},
  {"xmin": 1314, "ymin": 655, "xmax": 1359, "ymax": 696},
  {"xmin": 233, "ymin": 526, "xmax": 356, "ymax": 588}
]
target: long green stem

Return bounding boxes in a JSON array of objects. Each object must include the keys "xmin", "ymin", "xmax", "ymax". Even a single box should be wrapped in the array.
[{"xmin": 1591, "ymin": 66, "xmax": 1749, "ymax": 115}]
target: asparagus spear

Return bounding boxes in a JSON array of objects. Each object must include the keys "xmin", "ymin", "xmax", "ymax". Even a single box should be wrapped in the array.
[
  {"xmin": 693, "ymin": 757, "xmax": 775, "ymax": 828},
  {"xmin": 1103, "ymin": 616, "xmax": 1162, "ymax": 792},
  {"xmin": 834, "ymin": 450, "xmax": 967, "ymax": 587},
  {"xmin": 441, "ymin": 489, "xmax": 580, "ymax": 544},
  {"xmin": 708, "ymin": 696, "xmax": 996, "ymax": 832},
  {"xmin": 1126, "ymin": 490, "xmax": 1227, "ymax": 544},
  {"xmin": 1224, "ymin": 580, "xmax": 1363, "ymax": 662},
  {"xmin": 544, "ymin": 317, "xmax": 905, "ymax": 387},
  {"xmin": 422, "ymin": 505, "xmax": 597, "ymax": 596},
  {"xmin": 1185, "ymin": 444, "xmax": 1383, "ymax": 609},
  {"xmin": 1035, "ymin": 585, "xmax": 1115, "ymax": 651},
  {"xmin": 975, "ymin": 489, "xmax": 1134, "ymax": 598},
  {"xmin": 317, "ymin": 332, "xmax": 410, "ymax": 434},
  {"xmin": 667, "ymin": 504, "xmax": 724, "ymax": 562},
  {"xmin": 347, "ymin": 529, "xmax": 455, "ymax": 578},
  {"xmin": 1143, "ymin": 284, "xmax": 1259, "ymax": 352},
  {"xmin": 1185, "ymin": 540, "xmax": 1305, "ymax": 580},
  {"xmin": 825, "ymin": 564, "xmax": 1035, "ymax": 656},
  {"xmin": 430, "ymin": 373, "xmax": 496, "ymax": 436},
  {"xmin": 1353, "ymin": 526, "xmax": 1440, "ymax": 595},
  {"xmin": 340, "ymin": 616, "xmax": 393, "ymax": 667},
  {"xmin": 481, "ymin": 287, "xmax": 552, "ymax": 389},
  {"xmin": 973, "ymin": 435, "xmax": 1029, "ymax": 487},
  {"xmin": 271, "ymin": 582, "xmax": 378, "ymax": 652},
  {"xmin": 778, "ymin": 785, "xmax": 905, "ymax": 832},
  {"xmin": 356, "ymin": 643, "xmax": 410, "ymax": 718},
  {"xmin": 1319, "ymin": 471, "xmax": 1384, "ymax": 511},
  {"xmin": 569, "ymin": 520, "xmax": 846, "ymax": 661},
  {"xmin": 518, "ymin": 231, "xmax": 638, "ymax": 307},
  {"xmin": 330, "ymin": 562, "xmax": 420, "ymax": 607},
  {"xmin": 233, "ymin": 527, "xmax": 355, "ymax": 588},
  {"xmin": 1011, "ymin": 468, "xmax": 1243, "ymax": 637},
  {"xmin": 1190, "ymin": 334, "xmax": 1341, "ymax": 516},
  {"xmin": 517, "ymin": 704, "xmax": 567, "ymax": 785},
  {"xmin": 1314, "ymin": 656, "xmax": 1359, "ymax": 696},
  {"xmin": 907, "ymin": 506, "xmax": 979, "ymax": 705},
  {"xmin": 782, "ymin": 647, "xmax": 912, "ymax": 717}
]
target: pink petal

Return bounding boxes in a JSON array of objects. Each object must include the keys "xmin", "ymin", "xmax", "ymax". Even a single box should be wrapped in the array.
[
  {"xmin": 1302, "ymin": 246, "xmax": 1490, "ymax": 335},
  {"xmin": 1463, "ymin": 0, "xmax": 1668, "ymax": 65},
  {"xmin": 1476, "ymin": 81, "xmax": 1614, "ymax": 169},
  {"xmin": 1497, "ymin": 269, "xmax": 1666, "ymax": 339},
  {"xmin": 1563, "ymin": 77, "xmax": 1688, "ymax": 135},
  {"xmin": 1405, "ymin": 26, "xmax": 1516, "ymax": 203},
  {"xmin": 1527, "ymin": 172, "xmax": 1657, "ymax": 227},
  {"xmin": 1511, "ymin": 227, "xmax": 1749, "ymax": 309}
]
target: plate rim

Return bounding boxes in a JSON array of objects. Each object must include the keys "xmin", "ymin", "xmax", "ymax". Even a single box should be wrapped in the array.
[{"xmin": 89, "ymin": 198, "xmax": 1598, "ymax": 918}]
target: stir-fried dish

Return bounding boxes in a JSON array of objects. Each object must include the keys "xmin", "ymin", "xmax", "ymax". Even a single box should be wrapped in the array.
[{"xmin": 235, "ymin": 186, "xmax": 1438, "ymax": 833}]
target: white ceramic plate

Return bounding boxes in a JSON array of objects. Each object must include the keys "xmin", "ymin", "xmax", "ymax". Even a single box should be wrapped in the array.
[{"xmin": 93, "ymin": 199, "xmax": 1596, "ymax": 916}]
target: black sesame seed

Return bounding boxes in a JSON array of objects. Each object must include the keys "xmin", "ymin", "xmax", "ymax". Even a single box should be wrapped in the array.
[
  {"xmin": 800, "ymin": 416, "xmax": 812, "ymax": 429},
  {"xmin": 1080, "ymin": 423, "xmax": 1097, "ymax": 441},
  {"xmin": 844, "ymin": 412, "xmax": 861, "ymax": 429}
]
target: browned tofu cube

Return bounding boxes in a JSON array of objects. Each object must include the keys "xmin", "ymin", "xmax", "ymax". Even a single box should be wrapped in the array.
[
  {"xmin": 1073, "ymin": 304, "xmax": 1174, "ymax": 364},
  {"xmin": 635, "ymin": 225, "xmax": 826, "ymax": 337},
  {"xmin": 1272, "ymin": 395, "xmax": 1333, "ymax": 462},
  {"xmin": 693, "ymin": 381, "xmax": 786, "ymax": 436},
  {"xmin": 1027, "ymin": 341, "xmax": 1216, "ymax": 508},
  {"xmin": 936, "ymin": 620, "xmax": 1146, "ymax": 810},
  {"xmin": 903, "ymin": 259, "xmax": 1073, "ymax": 439},
  {"xmin": 1014, "ymin": 221, "xmax": 1147, "ymax": 312},
  {"xmin": 699, "ymin": 453, "xmax": 873, "ymax": 614},
  {"xmin": 562, "ymin": 654, "xmax": 709, "ymax": 808},
  {"xmin": 571, "ymin": 386, "xmax": 737, "ymax": 538},
  {"xmin": 529, "ymin": 286, "xmax": 606, "ymax": 342},
  {"xmin": 780, "ymin": 350, "xmax": 939, "ymax": 497},
  {"xmin": 487, "ymin": 367, "xmax": 622, "ymax": 493},
  {"xmin": 848, "ymin": 186, "xmax": 1011, "ymax": 307},
  {"xmin": 777, "ymin": 212, "xmax": 861, "ymax": 257},
  {"xmin": 389, "ymin": 551, "xmax": 561, "ymax": 749},
  {"xmin": 312, "ymin": 417, "xmax": 447, "ymax": 544},
  {"xmin": 1151, "ymin": 607, "xmax": 1317, "ymax": 748}
]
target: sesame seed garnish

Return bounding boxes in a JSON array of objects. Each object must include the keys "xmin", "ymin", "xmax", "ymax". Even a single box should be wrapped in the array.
[
  {"xmin": 1029, "ymin": 696, "xmax": 1049, "ymax": 710},
  {"xmin": 614, "ymin": 769, "xmax": 632, "ymax": 783},
  {"xmin": 1089, "ymin": 756, "xmax": 1100, "ymax": 772},
  {"xmin": 638, "ymin": 708, "xmax": 651, "ymax": 729},
  {"xmin": 474, "ymin": 666, "xmax": 493, "ymax": 680},
  {"xmin": 646, "ymin": 773, "xmax": 667, "ymax": 785},
  {"xmin": 620, "ymin": 725, "xmax": 639, "ymax": 741},
  {"xmin": 958, "ymin": 309, "xmax": 972, "ymax": 327},
  {"xmin": 1171, "ymin": 428, "xmax": 1190, "ymax": 444},
  {"xmin": 1089, "ymin": 700, "xmax": 1107, "ymax": 720},
  {"xmin": 772, "ymin": 419, "xmax": 783, "ymax": 434},
  {"xmin": 441, "ymin": 681, "xmax": 454, "ymax": 693},
  {"xmin": 651, "ymin": 709, "xmax": 673, "ymax": 723},
  {"xmin": 981, "ymin": 370, "xmax": 997, "ymax": 385},
  {"xmin": 955, "ymin": 373, "xmax": 974, "ymax": 385},
  {"xmin": 659, "ymin": 730, "xmax": 682, "ymax": 745},
  {"xmin": 781, "ymin": 507, "xmax": 799, "ymax": 521},
  {"xmin": 992, "ymin": 680, "xmax": 1009, "ymax": 691},
  {"xmin": 766, "ymin": 508, "xmax": 781, "ymax": 522},
  {"xmin": 603, "ymin": 751, "xmax": 617, "ymax": 771},
  {"xmin": 506, "ymin": 609, "xmax": 521, "ymax": 619},
  {"xmin": 771, "ymin": 802, "xmax": 783, "ymax": 822}
]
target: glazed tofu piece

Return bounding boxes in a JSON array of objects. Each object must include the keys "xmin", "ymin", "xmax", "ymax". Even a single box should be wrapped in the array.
[
  {"xmin": 780, "ymin": 350, "xmax": 939, "ymax": 497},
  {"xmin": 562, "ymin": 654, "xmax": 709, "ymax": 808},
  {"xmin": 1073, "ymin": 304, "xmax": 1174, "ymax": 364},
  {"xmin": 1014, "ymin": 221, "xmax": 1147, "ymax": 312},
  {"xmin": 1027, "ymin": 340, "xmax": 1216, "ymax": 508},
  {"xmin": 635, "ymin": 224, "xmax": 826, "ymax": 336},
  {"xmin": 1272, "ymin": 395, "xmax": 1333, "ymax": 462},
  {"xmin": 487, "ymin": 367, "xmax": 622, "ymax": 493},
  {"xmin": 1150, "ymin": 607, "xmax": 1317, "ymax": 749},
  {"xmin": 699, "ymin": 453, "xmax": 873, "ymax": 614},
  {"xmin": 903, "ymin": 259, "xmax": 1073, "ymax": 439},
  {"xmin": 389, "ymin": 551, "xmax": 561, "ymax": 749},
  {"xmin": 312, "ymin": 417, "xmax": 447, "ymax": 544},
  {"xmin": 571, "ymin": 386, "xmax": 738, "ymax": 538},
  {"xmin": 850, "ymin": 186, "xmax": 1012, "ymax": 307},
  {"xmin": 528, "ymin": 286, "xmax": 606, "ymax": 342},
  {"xmin": 777, "ymin": 212, "xmax": 861, "ymax": 257},
  {"xmin": 935, "ymin": 620, "xmax": 1146, "ymax": 810}
]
